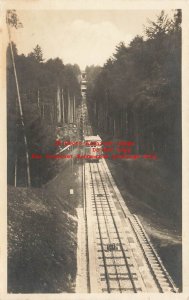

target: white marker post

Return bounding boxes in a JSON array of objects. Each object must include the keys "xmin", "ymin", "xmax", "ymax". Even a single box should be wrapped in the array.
[{"xmin": 70, "ymin": 189, "xmax": 74, "ymax": 195}]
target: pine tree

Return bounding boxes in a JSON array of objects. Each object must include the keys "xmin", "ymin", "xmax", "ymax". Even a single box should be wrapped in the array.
[{"xmin": 28, "ymin": 44, "xmax": 44, "ymax": 62}]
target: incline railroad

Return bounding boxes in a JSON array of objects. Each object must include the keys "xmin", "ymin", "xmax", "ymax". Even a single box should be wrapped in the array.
[{"xmin": 82, "ymin": 158, "xmax": 178, "ymax": 293}]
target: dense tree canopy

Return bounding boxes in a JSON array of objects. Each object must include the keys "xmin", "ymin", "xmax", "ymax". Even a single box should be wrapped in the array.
[{"xmin": 86, "ymin": 10, "xmax": 181, "ymax": 169}]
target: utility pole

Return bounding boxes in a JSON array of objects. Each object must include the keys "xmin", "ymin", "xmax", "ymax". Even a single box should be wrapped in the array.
[{"xmin": 6, "ymin": 11, "xmax": 31, "ymax": 187}]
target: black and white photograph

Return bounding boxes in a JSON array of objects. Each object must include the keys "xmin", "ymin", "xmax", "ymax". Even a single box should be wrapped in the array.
[{"xmin": 1, "ymin": 0, "xmax": 189, "ymax": 297}]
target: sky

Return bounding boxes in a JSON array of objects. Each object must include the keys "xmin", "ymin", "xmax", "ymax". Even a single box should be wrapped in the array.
[{"xmin": 11, "ymin": 10, "xmax": 174, "ymax": 70}]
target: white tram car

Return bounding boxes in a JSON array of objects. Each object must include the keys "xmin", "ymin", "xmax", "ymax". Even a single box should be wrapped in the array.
[{"xmin": 84, "ymin": 135, "xmax": 102, "ymax": 161}]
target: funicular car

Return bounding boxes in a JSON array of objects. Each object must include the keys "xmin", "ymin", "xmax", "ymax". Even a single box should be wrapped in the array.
[{"xmin": 84, "ymin": 135, "xmax": 102, "ymax": 161}]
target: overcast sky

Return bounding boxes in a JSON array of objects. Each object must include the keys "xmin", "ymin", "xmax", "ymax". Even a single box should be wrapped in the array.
[{"xmin": 12, "ymin": 10, "xmax": 174, "ymax": 70}]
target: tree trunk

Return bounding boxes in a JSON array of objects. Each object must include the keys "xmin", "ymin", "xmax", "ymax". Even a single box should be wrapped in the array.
[
  {"xmin": 68, "ymin": 89, "xmax": 70, "ymax": 123},
  {"xmin": 61, "ymin": 88, "xmax": 65, "ymax": 124},
  {"xmin": 57, "ymin": 86, "xmax": 61, "ymax": 124}
]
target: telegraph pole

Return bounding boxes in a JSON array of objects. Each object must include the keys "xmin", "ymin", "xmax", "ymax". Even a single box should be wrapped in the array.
[{"xmin": 7, "ymin": 11, "xmax": 31, "ymax": 187}]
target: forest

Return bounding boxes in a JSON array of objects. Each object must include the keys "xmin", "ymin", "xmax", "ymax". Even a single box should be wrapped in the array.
[
  {"xmin": 7, "ymin": 35, "xmax": 81, "ymax": 187},
  {"xmin": 86, "ymin": 10, "xmax": 181, "ymax": 171}
]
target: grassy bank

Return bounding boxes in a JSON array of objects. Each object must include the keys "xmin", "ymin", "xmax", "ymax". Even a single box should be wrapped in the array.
[{"xmin": 8, "ymin": 162, "xmax": 81, "ymax": 293}]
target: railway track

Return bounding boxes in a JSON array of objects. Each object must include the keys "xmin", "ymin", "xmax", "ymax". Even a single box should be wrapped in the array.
[
  {"xmin": 83, "ymin": 159, "xmax": 178, "ymax": 293},
  {"xmin": 128, "ymin": 215, "xmax": 178, "ymax": 292},
  {"xmin": 90, "ymin": 162, "xmax": 143, "ymax": 292}
]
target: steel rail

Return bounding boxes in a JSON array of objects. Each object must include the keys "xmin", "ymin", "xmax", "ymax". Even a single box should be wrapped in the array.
[
  {"xmin": 95, "ymin": 162, "xmax": 139, "ymax": 293},
  {"xmin": 82, "ymin": 159, "xmax": 91, "ymax": 292},
  {"xmin": 90, "ymin": 162, "xmax": 123, "ymax": 292}
]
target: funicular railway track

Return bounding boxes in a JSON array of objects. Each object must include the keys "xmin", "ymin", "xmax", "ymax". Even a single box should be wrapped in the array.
[
  {"xmin": 127, "ymin": 215, "xmax": 178, "ymax": 292},
  {"xmin": 89, "ymin": 162, "xmax": 142, "ymax": 292},
  {"xmin": 82, "ymin": 158, "xmax": 178, "ymax": 293}
]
